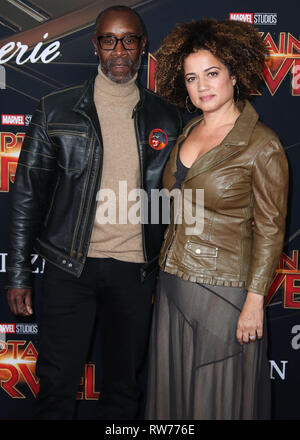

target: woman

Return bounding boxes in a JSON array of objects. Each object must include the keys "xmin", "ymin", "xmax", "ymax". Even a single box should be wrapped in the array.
[{"xmin": 145, "ymin": 19, "xmax": 289, "ymax": 420}]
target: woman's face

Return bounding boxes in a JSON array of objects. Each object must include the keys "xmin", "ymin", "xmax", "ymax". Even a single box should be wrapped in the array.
[{"xmin": 184, "ymin": 49, "xmax": 236, "ymax": 114}]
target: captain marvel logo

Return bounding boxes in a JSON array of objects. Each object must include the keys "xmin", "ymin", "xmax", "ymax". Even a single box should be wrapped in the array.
[{"xmin": 149, "ymin": 129, "xmax": 168, "ymax": 150}]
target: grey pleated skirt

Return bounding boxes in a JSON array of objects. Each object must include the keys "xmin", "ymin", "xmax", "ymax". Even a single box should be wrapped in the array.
[{"xmin": 145, "ymin": 271, "xmax": 271, "ymax": 420}]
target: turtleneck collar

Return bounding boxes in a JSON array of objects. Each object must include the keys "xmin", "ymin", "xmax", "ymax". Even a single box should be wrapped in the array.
[{"xmin": 94, "ymin": 65, "xmax": 138, "ymax": 98}]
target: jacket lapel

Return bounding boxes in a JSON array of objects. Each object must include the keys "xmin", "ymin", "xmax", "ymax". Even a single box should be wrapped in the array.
[
  {"xmin": 185, "ymin": 143, "xmax": 244, "ymax": 181},
  {"xmin": 73, "ymin": 76, "xmax": 103, "ymax": 144},
  {"xmin": 169, "ymin": 116, "xmax": 202, "ymax": 175},
  {"xmin": 171, "ymin": 100, "xmax": 259, "ymax": 182}
]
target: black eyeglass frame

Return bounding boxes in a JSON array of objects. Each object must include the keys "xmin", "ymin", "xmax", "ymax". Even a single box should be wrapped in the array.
[{"xmin": 97, "ymin": 34, "xmax": 144, "ymax": 51}]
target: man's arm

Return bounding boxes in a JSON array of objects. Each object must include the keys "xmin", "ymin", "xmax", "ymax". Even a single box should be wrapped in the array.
[
  {"xmin": 6, "ymin": 98, "xmax": 57, "ymax": 314},
  {"xmin": 7, "ymin": 288, "xmax": 33, "ymax": 316}
]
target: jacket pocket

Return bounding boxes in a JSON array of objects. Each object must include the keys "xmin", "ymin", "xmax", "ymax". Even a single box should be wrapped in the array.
[
  {"xmin": 182, "ymin": 240, "xmax": 218, "ymax": 271},
  {"xmin": 43, "ymin": 175, "xmax": 61, "ymax": 227},
  {"xmin": 47, "ymin": 124, "xmax": 89, "ymax": 172}
]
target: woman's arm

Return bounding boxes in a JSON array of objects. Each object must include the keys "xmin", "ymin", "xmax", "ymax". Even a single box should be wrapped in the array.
[
  {"xmin": 236, "ymin": 291, "xmax": 264, "ymax": 344},
  {"xmin": 246, "ymin": 137, "xmax": 289, "ymax": 296},
  {"xmin": 236, "ymin": 135, "xmax": 288, "ymax": 343}
]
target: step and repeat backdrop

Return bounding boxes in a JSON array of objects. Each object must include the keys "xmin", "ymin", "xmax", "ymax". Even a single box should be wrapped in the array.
[{"xmin": 0, "ymin": 0, "xmax": 299, "ymax": 420}]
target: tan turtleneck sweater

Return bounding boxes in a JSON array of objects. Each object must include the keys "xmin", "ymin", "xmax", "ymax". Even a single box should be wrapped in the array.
[{"xmin": 88, "ymin": 66, "xmax": 144, "ymax": 263}]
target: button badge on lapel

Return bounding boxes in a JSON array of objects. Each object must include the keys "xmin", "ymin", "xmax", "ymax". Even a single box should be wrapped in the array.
[{"xmin": 149, "ymin": 128, "xmax": 168, "ymax": 150}]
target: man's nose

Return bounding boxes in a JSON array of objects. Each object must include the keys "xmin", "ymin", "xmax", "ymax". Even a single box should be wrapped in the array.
[{"xmin": 112, "ymin": 39, "xmax": 127, "ymax": 56}]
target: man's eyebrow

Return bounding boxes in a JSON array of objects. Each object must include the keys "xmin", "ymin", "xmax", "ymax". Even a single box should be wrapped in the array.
[{"xmin": 98, "ymin": 31, "xmax": 139, "ymax": 36}]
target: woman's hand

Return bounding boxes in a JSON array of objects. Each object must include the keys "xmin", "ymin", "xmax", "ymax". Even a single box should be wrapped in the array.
[{"xmin": 236, "ymin": 291, "xmax": 264, "ymax": 344}]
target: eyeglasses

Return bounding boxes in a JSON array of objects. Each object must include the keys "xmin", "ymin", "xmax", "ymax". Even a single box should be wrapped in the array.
[{"xmin": 97, "ymin": 34, "xmax": 143, "ymax": 50}]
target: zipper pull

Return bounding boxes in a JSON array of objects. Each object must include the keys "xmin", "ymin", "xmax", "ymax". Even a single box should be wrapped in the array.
[
  {"xmin": 71, "ymin": 249, "xmax": 76, "ymax": 258},
  {"xmin": 132, "ymin": 104, "xmax": 138, "ymax": 118}
]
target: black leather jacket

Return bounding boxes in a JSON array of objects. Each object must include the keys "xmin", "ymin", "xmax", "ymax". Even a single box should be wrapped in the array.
[{"xmin": 6, "ymin": 76, "xmax": 182, "ymax": 289}]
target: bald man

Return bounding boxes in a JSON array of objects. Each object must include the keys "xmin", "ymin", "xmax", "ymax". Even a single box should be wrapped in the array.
[{"xmin": 6, "ymin": 5, "xmax": 181, "ymax": 419}]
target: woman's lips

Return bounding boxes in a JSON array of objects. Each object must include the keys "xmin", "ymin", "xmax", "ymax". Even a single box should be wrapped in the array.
[{"xmin": 200, "ymin": 95, "xmax": 214, "ymax": 102}]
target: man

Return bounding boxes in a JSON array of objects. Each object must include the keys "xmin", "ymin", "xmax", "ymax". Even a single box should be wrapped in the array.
[{"xmin": 6, "ymin": 5, "xmax": 181, "ymax": 420}]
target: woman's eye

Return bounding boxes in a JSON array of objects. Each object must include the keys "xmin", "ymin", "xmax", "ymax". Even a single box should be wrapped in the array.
[
  {"xmin": 186, "ymin": 77, "xmax": 195, "ymax": 83},
  {"xmin": 208, "ymin": 71, "xmax": 218, "ymax": 77}
]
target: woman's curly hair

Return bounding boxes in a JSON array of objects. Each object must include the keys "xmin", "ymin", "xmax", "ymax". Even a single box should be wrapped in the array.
[{"xmin": 155, "ymin": 19, "xmax": 269, "ymax": 108}]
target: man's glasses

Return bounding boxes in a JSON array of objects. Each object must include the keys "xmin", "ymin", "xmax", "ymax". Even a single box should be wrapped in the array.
[{"xmin": 97, "ymin": 35, "xmax": 143, "ymax": 51}]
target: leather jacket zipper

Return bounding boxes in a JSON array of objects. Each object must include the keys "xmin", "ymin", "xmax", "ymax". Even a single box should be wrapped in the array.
[
  {"xmin": 162, "ymin": 221, "xmax": 177, "ymax": 270},
  {"xmin": 76, "ymin": 136, "xmax": 103, "ymax": 260},
  {"xmin": 72, "ymin": 103, "xmax": 104, "ymax": 262},
  {"xmin": 70, "ymin": 137, "xmax": 96, "ymax": 258},
  {"xmin": 133, "ymin": 105, "xmax": 148, "ymax": 262},
  {"xmin": 47, "ymin": 130, "xmax": 88, "ymax": 138},
  {"xmin": 161, "ymin": 186, "xmax": 182, "ymax": 269}
]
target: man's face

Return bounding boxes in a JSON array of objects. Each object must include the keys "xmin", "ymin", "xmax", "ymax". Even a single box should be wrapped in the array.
[{"xmin": 93, "ymin": 10, "xmax": 146, "ymax": 83}]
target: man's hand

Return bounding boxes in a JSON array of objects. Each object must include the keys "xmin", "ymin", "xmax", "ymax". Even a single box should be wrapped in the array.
[
  {"xmin": 236, "ymin": 291, "xmax": 264, "ymax": 344},
  {"xmin": 7, "ymin": 288, "xmax": 33, "ymax": 316}
]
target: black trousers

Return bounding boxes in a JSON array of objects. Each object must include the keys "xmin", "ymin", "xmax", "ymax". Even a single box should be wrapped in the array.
[{"xmin": 33, "ymin": 257, "xmax": 155, "ymax": 420}]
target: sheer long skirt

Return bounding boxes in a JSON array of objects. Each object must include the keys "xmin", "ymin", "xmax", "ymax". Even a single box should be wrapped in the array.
[{"xmin": 145, "ymin": 271, "xmax": 271, "ymax": 420}]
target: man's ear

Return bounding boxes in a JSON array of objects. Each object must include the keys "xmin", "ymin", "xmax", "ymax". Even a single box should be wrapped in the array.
[
  {"xmin": 140, "ymin": 35, "xmax": 147, "ymax": 54},
  {"xmin": 92, "ymin": 36, "xmax": 98, "ymax": 55}
]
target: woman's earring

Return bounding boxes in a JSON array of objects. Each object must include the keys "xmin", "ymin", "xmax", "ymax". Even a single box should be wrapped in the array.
[
  {"xmin": 185, "ymin": 95, "xmax": 197, "ymax": 114},
  {"xmin": 234, "ymin": 84, "xmax": 240, "ymax": 102},
  {"xmin": 94, "ymin": 51, "xmax": 98, "ymax": 56}
]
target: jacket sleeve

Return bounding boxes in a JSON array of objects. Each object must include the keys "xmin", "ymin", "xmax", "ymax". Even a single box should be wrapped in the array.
[
  {"xmin": 6, "ymin": 98, "xmax": 58, "ymax": 290},
  {"xmin": 246, "ymin": 137, "xmax": 289, "ymax": 296}
]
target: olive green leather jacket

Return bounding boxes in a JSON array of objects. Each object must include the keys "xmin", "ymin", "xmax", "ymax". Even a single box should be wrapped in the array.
[{"xmin": 159, "ymin": 100, "xmax": 289, "ymax": 296}]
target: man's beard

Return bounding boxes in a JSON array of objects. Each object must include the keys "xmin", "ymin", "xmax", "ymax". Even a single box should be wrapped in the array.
[{"xmin": 101, "ymin": 56, "xmax": 142, "ymax": 83}]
